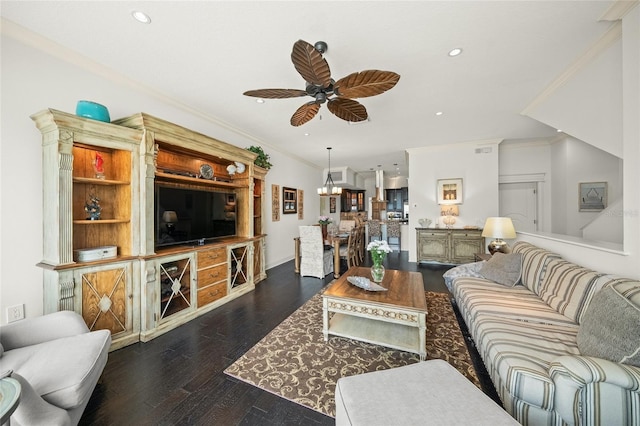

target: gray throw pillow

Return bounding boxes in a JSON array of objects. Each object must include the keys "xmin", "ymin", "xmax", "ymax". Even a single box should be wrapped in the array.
[
  {"xmin": 480, "ymin": 252, "xmax": 522, "ymax": 287},
  {"xmin": 577, "ymin": 285, "xmax": 640, "ymax": 367}
]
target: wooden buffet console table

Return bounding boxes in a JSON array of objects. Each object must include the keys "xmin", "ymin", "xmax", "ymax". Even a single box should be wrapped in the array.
[
  {"xmin": 416, "ymin": 228, "xmax": 484, "ymax": 264},
  {"xmin": 322, "ymin": 267, "xmax": 427, "ymax": 360},
  {"xmin": 33, "ymin": 109, "xmax": 268, "ymax": 350}
]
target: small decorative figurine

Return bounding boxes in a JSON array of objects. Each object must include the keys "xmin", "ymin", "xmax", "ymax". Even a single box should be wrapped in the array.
[
  {"xmin": 85, "ymin": 194, "xmax": 102, "ymax": 220},
  {"xmin": 94, "ymin": 152, "xmax": 105, "ymax": 179}
]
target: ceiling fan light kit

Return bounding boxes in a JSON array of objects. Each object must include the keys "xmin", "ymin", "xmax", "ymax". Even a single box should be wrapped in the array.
[{"xmin": 244, "ymin": 39, "xmax": 400, "ymax": 126}]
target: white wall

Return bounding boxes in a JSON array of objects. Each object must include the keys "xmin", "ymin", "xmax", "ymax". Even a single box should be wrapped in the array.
[
  {"xmin": 406, "ymin": 139, "xmax": 501, "ymax": 262},
  {"xmin": 518, "ymin": 8, "xmax": 640, "ymax": 278},
  {"xmin": 524, "ymin": 25, "xmax": 623, "ymax": 158},
  {"xmin": 500, "ymin": 135, "xmax": 623, "ymax": 242},
  {"xmin": 554, "ymin": 136, "xmax": 622, "ymax": 238},
  {"xmin": 262, "ymin": 151, "xmax": 322, "ymax": 268},
  {"xmin": 0, "ymin": 32, "xmax": 319, "ymax": 324},
  {"xmin": 621, "ymin": 5, "xmax": 640, "ymax": 267},
  {"xmin": 499, "ymin": 139, "xmax": 553, "ymax": 231}
]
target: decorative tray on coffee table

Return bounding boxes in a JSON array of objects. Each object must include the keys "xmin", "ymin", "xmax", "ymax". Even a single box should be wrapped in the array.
[{"xmin": 347, "ymin": 276, "xmax": 387, "ymax": 292}]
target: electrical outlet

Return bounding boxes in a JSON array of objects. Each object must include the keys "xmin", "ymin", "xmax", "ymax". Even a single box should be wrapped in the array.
[{"xmin": 7, "ymin": 304, "xmax": 25, "ymax": 323}]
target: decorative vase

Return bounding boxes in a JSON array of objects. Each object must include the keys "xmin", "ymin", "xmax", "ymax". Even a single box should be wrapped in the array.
[
  {"xmin": 76, "ymin": 100, "xmax": 111, "ymax": 122},
  {"xmin": 321, "ymin": 224, "xmax": 328, "ymax": 241},
  {"xmin": 370, "ymin": 262, "xmax": 385, "ymax": 283}
]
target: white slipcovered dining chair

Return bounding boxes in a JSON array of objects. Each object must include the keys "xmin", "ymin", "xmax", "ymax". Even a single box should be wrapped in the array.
[{"xmin": 299, "ymin": 226, "xmax": 334, "ymax": 279}]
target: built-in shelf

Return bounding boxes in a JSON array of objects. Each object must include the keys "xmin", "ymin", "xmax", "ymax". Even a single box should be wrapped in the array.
[
  {"xmin": 34, "ymin": 108, "xmax": 268, "ymax": 350},
  {"xmin": 73, "ymin": 219, "xmax": 131, "ymax": 225},
  {"xmin": 155, "ymin": 171, "xmax": 243, "ymax": 188},
  {"xmin": 73, "ymin": 177, "xmax": 129, "ymax": 185}
]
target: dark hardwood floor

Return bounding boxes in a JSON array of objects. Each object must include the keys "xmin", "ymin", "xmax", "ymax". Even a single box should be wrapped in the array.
[{"xmin": 81, "ymin": 251, "xmax": 497, "ymax": 425}]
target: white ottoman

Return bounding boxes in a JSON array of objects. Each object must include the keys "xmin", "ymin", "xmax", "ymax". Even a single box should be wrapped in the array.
[{"xmin": 335, "ymin": 359, "xmax": 519, "ymax": 425}]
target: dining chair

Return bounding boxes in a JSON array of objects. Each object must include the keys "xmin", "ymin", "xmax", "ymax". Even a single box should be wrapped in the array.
[
  {"xmin": 339, "ymin": 220, "xmax": 356, "ymax": 232},
  {"xmin": 368, "ymin": 219, "xmax": 383, "ymax": 244},
  {"xmin": 386, "ymin": 220, "xmax": 401, "ymax": 252},
  {"xmin": 299, "ymin": 226, "xmax": 334, "ymax": 279},
  {"xmin": 339, "ymin": 226, "xmax": 359, "ymax": 270},
  {"xmin": 356, "ymin": 224, "xmax": 366, "ymax": 264}
]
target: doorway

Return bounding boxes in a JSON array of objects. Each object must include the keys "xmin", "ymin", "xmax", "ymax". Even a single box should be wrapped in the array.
[{"xmin": 499, "ymin": 182, "xmax": 538, "ymax": 233}]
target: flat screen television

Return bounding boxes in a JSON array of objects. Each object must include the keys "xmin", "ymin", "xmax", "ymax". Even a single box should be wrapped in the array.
[{"xmin": 155, "ymin": 184, "xmax": 236, "ymax": 248}]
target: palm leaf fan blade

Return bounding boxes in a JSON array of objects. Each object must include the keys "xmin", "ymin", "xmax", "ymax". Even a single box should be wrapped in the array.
[
  {"xmin": 243, "ymin": 89, "xmax": 308, "ymax": 98},
  {"xmin": 334, "ymin": 70, "xmax": 400, "ymax": 98},
  {"xmin": 291, "ymin": 102, "xmax": 321, "ymax": 126},
  {"xmin": 327, "ymin": 98, "xmax": 368, "ymax": 122},
  {"xmin": 291, "ymin": 40, "xmax": 332, "ymax": 88}
]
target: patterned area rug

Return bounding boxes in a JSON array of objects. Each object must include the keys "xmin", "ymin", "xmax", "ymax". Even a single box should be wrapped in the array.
[{"xmin": 224, "ymin": 291, "xmax": 479, "ymax": 418}]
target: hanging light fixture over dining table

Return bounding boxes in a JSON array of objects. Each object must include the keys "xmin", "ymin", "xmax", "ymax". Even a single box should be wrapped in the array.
[{"xmin": 317, "ymin": 147, "xmax": 342, "ymax": 196}]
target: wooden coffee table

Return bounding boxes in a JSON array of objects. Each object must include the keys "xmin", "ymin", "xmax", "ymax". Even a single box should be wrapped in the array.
[{"xmin": 322, "ymin": 266, "xmax": 427, "ymax": 360}]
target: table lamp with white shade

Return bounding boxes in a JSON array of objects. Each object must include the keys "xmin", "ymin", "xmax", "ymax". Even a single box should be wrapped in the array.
[{"xmin": 481, "ymin": 217, "xmax": 516, "ymax": 254}]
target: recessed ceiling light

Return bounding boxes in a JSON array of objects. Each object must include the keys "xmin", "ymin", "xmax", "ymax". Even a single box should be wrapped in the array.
[
  {"xmin": 435, "ymin": 111, "xmax": 443, "ymax": 116},
  {"xmin": 131, "ymin": 11, "xmax": 151, "ymax": 24},
  {"xmin": 256, "ymin": 99, "xmax": 265, "ymax": 104},
  {"xmin": 304, "ymin": 132, "xmax": 310, "ymax": 136},
  {"xmin": 448, "ymin": 48, "xmax": 462, "ymax": 57},
  {"xmin": 557, "ymin": 129, "xmax": 563, "ymax": 132}
]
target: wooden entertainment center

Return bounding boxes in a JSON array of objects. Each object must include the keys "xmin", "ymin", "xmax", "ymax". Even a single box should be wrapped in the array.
[{"xmin": 33, "ymin": 109, "xmax": 268, "ymax": 349}]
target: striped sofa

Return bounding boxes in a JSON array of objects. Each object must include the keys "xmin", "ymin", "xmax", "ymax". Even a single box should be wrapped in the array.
[{"xmin": 446, "ymin": 241, "xmax": 640, "ymax": 426}]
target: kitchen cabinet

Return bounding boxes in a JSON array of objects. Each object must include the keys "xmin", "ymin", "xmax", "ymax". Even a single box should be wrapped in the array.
[
  {"xmin": 341, "ymin": 189, "xmax": 365, "ymax": 212},
  {"xmin": 385, "ymin": 187, "xmax": 408, "ymax": 212}
]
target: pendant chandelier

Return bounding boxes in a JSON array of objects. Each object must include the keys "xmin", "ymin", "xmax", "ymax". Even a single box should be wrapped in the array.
[{"xmin": 317, "ymin": 147, "xmax": 342, "ymax": 196}]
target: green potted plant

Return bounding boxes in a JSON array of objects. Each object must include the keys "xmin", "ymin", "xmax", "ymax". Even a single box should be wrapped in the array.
[{"xmin": 246, "ymin": 146, "xmax": 273, "ymax": 170}]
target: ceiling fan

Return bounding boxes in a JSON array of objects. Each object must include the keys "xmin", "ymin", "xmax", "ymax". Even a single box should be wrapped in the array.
[{"xmin": 244, "ymin": 40, "xmax": 400, "ymax": 126}]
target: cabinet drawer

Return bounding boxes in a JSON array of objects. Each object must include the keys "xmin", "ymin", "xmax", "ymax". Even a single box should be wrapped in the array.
[
  {"xmin": 452, "ymin": 231, "xmax": 482, "ymax": 239},
  {"xmin": 197, "ymin": 263, "xmax": 228, "ymax": 288},
  {"xmin": 197, "ymin": 281, "xmax": 227, "ymax": 307},
  {"xmin": 197, "ymin": 247, "xmax": 226, "ymax": 268},
  {"xmin": 419, "ymin": 232, "xmax": 448, "ymax": 239}
]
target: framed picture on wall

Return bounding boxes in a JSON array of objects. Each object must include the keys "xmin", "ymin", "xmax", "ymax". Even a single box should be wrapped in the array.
[
  {"xmin": 272, "ymin": 184, "xmax": 280, "ymax": 221},
  {"xmin": 579, "ymin": 182, "xmax": 607, "ymax": 211},
  {"xmin": 330, "ymin": 196, "xmax": 336, "ymax": 213},
  {"xmin": 297, "ymin": 189, "xmax": 304, "ymax": 220},
  {"xmin": 283, "ymin": 187, "xmax": 297, "ymax": 214},
  {"xmin": 437, "ymin": 178, "xmax": 463, "ymax": 204}
]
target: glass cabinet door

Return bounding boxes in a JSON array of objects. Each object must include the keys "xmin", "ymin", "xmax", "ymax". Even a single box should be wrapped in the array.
[
  {"xmin": 230, "ymin": 243, "xmax": 251, "ymax": 291},
  {"xmin": 158, "ymin": 255, "xmax": 194, "ymax": 321}
]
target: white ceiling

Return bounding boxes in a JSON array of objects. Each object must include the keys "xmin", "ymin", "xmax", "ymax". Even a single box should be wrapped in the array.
[{"xmin": 1, "ymin": 1, "xmax": 616, "ymax": 179}]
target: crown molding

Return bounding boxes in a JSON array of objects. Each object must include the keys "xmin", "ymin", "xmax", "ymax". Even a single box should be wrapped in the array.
[
  {"xmin": 1, "ymin": 18, "xmax": 318, "ymax": 170},
  {"xmin": 521, "ymin": 21, "xmax": 622, "ymax": 116},
  {"xmin": 599, "ymin": 0, "xmax": 639, "ymax": 21}
]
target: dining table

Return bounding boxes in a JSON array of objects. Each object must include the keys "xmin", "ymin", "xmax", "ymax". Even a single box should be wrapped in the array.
[{"xmin": 294, "ymin": 233, "xmax": 349, "ymax": 278}]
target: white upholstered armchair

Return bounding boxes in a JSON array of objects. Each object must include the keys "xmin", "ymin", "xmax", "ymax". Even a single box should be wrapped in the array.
[
  {"xmin": 299, "ymin": 225, "xmax": 334, "ymax": 279},
  {"xmin": 0, "ymin": 311, "xmax": 111, "ymax": 425}
]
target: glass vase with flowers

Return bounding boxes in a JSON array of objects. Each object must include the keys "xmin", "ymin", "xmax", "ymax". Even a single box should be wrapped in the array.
[{"xmin": 367, "ymin": 240, "xmax": 392, "ymax": 283}]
